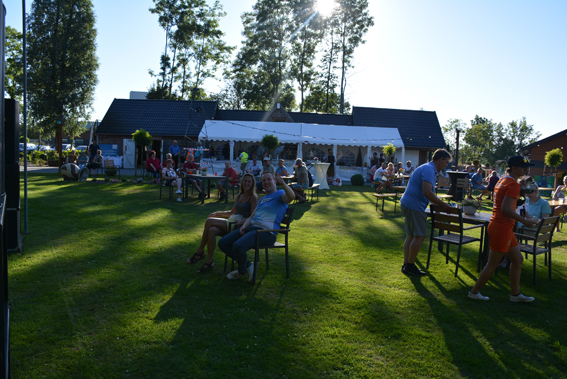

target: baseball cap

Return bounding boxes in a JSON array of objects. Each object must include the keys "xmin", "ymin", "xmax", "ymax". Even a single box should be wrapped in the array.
[{"xmin": 507, "ymin": 156, "xmax": 534, "ymax": 168}]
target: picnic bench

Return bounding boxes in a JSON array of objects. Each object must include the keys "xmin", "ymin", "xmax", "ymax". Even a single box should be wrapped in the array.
[{"xmin": 373, "ymin": 193, "xmax": 399, "ymax": 212}]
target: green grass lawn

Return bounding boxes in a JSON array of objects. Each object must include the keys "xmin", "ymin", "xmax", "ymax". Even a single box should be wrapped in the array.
[{"xmin": 9, "ymin": 174, "xmax": 567, "ymax": 378}]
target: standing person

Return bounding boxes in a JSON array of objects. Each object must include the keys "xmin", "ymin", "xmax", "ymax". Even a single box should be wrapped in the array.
[
  {"xmin": 218, "ymin": 172, "xmax": 295, "ymax": 282},
  {"xmin": 326, "ymin": 149, "xmax": 336, "ymax": 178},
  {"xmin": 169, "ymin": 140, "xmax": 180, "ymax": 167},
  {"xmin": 468, "ymin": 156, "xmax": 536, "ymax": 302},
  {"xmin": 370, "ymin": 152, "xmax": 379, "ymax": 168},
  {"xmin": 400, "ymin": 149, "xmax": 453, "ymax": 275},
  {"xmin": 379, "ymin": 153, "xmax": 385, "ymax": 166},
  {"xmin": 405, "ymin": 161, "xmax": 414, "ymax": 176},
  {"xmin": 88, "ymin": 140, "xmax": 100, "ymax": 162},
  {"xmin": 238, "ymin": 149, "xmax": 249, "ymax": 175},
  {"xmin": 222, "ymin": 143, "xmax": 230, "ymax": 160}
]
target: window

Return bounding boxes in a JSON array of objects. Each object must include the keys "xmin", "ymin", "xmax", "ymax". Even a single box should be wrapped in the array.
[
  {"xmin": 305, "ymin": 147, "xmax": 325, "ymax": 161},
  {"xmin": 337, "ymin": 148, "xmax": 355, "ymax": 166}
]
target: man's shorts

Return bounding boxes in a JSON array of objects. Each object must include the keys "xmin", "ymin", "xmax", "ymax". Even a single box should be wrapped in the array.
[
  {"xmin": 293, "ymin": 183, "xmax": 308, "ymax": 190},
  {"xmin": 401, "ymin": 202, "xmax": 427, "ymax": 236},
  {"xmin": 488, "ymin": 222, "xmax": 518, "ymax": 252}
]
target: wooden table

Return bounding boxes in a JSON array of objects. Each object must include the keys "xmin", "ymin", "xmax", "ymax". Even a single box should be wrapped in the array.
[
  {"xmin": 426, "ymin": 208, "xmax": 492, "ymax": 266},
  {"xmin": 185, "ymin": 173, "xmax": 228, "ymax": 204}
]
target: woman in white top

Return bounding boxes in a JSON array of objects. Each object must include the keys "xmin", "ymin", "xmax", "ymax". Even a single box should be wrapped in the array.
[
  {"xmin": 161, "ymin": 159, "xmax": 183, "ymax": 202},
  {"xmin": 552, "ymin": 175, "xmax": 567, "ymax": 230}
]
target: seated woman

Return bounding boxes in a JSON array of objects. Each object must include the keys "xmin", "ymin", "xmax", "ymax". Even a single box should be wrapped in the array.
[
  {"xmin": 161, "ymin": 159, "xmax": 183, "ymax": 202},
  {"xmin": 188, "ymin": 173, "xmax": 258, "ymax": 272},
  {"xmin": 67, "ymin": 149, "xmax": 77, "ymax": 164},
  {"xmin": 517, "ymin": 184, "xmax": 551, "ymax": 229},
  {"xmin": 146, "ymin": 150, "xmax": 161, "ymax": 179},
  {"xmin": 383, "ymin": 162, "xmax": 395, "ymax": 191},
  {"xmin": 552, "ymin": 175, "xmax": 567, "ymax": 230},
  {"xmin": 292, "ymin": 158, "xmax": 309, "ymax": 203},
  {"xmin": 276, "ymin": 159, "xmax": 288, "ymax": 177},
  {"xmin": 373, "ymin": 163, "xmax": 388, "ymax": 193},
  {"xmin": 162, "ymin": 153, "xmax": 175, "ymax": 169},
  {"xmin": 87, "ymin": 149, "xmax": 103, "ymax": 174},
  {"xmin": 76, "ymin": 151, "xmax": 88, "ymax": 169}
]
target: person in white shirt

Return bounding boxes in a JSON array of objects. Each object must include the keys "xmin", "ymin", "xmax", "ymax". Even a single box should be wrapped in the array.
[
  {"xmin": 405, "ymin": 161, "xmax": 414, "ymax": 176},
  {"xmin": 247, "ymin": 158, "xmax": 262, "ymax": 177},
  {"xmin": 373, "ymin": 163, "xmax": 388, "ymax": 193}
]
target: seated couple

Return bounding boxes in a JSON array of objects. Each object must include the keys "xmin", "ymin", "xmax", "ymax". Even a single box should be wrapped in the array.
[{"xmin": 187, "ymin": 172, "xmax": 295, "ymax": 281}]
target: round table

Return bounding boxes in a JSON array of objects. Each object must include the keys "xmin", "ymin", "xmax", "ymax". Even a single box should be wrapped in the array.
[{"xmin": 312, "ymin": 162, "xmax": 330, "ymax": 190}]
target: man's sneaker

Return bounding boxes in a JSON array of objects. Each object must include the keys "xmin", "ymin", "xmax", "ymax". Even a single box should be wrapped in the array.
[
  {"xmin": 219, "ymin": 193, "xmax": 225, "ymax": 201},
  {"xmin": 177, "ymin": 198, "xmax": 182, "ymax": 202},
  {"xmin": 247, "ymin": 264, "xmax": 255, "ymax": 283},
  {"xmin": 402, "ymin": 263, "xmax": 427, "ymax": 276},
  {"xmin": 510, "ymin": 293, "xmax": 535, "ymax": 303},
  {"xmin": 226, "ymin": 270, "xmax": 240, "ymax": 280},
  {"xmin": 401, "ymin": 264, "xmax": 406, "ymax": 272},
  {"xmin": 468, "ymin": 291, "xmax": 489, "ymax": 300}
]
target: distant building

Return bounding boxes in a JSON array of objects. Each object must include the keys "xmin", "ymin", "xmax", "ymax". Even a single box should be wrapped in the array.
[
  {"xmin": 521, "ymin": 129, "xmax": 567, "ymax": 178},
  {"xmin": 95, "ymin": 99, "xmax": 446, "ymax": 170}
]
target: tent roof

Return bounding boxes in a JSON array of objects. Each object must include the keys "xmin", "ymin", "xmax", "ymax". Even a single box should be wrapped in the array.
[{"xmin": 199, "ymin": 120, "xmax": 404, "ymax": 147}]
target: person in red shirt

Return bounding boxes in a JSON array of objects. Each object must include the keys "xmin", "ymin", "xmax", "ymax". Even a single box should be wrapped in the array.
[
  {"xmin": 218, "ymin": 161, "xmax": 239, "ymax": 201},
  {"xmin": 146, "ymin": 150, "xmax": 161, "ymax": 179},
  {"xmin": 183, "ymin": 154, "xmax": 203, "ymax": 198},
  {"xmin": 469, "ymin": 156, "xmax": 537, "ymax": 302}
]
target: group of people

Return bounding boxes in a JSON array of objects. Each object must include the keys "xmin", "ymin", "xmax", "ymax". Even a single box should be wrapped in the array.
[
  {"xmin": 372, "ymin": 160, "xmax": 414, "ymax": 193},
  {"xmin": 400, "ymin": 150, "xmax": 540, "ymax": 303}
]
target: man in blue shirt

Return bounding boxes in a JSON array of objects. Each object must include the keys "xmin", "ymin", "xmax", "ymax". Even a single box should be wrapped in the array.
[
  {"xmin": 400, "ymin": 149, "xmax": 453, "ymax": 275},
  {"xmin": 219, "ymin": 172, "xmax": 295, "ymax": 282},
  {"xmin": 169, "ymin": 140, "xmax": 180, "ymax": 167}
]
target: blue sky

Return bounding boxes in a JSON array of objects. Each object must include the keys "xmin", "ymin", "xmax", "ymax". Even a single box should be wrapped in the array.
[{"xmin": 5, "ymin": 0, "xmax": 566, "ymax": 140}]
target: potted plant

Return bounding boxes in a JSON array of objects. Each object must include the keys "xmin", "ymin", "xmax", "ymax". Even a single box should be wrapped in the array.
[
  {"xmin": 544, "ymin": 148, "xmax": 563, "ymax": 188},
  {"xmin": 261, "ymin": 134, "xmax": 279, "ymax": 159},
  {"xmin": 382, "ymin": 142, "xmax": 396, "ymax": 162},
  {"xmin": 461, "ymin": 196, "xmax": 482, "ymax": 215}
]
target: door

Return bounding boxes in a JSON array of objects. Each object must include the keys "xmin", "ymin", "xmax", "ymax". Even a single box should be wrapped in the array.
[{"xmin": 123, "ymin": 139, "xmax": 136, "ymax": 169}]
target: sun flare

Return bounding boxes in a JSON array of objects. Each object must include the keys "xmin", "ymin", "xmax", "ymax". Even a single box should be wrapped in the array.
[{"xmin": 315, "ymin": 0, "xmax": 336, "ymax": 18}]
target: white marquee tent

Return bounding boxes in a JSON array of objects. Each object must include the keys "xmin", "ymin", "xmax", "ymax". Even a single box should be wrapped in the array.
[{"xmin": 199, "ymin": 120, "xmax": 405, "ymax": 162}]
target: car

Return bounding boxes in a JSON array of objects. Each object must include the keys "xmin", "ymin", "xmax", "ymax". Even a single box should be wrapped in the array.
[
  {"xmin": 62, "ymin": 144, "xmax": 72, "ymax": 151},
  {"xmin": 19, "ymin": 143, "xmax": 38, "ymax": 152},
  {"xmin": 39, "ymin": 145, "xmax": 54, "ymax": 151},
  {"xmin": 75, "ymin": 145, "xmax": 88, "ymax": 152}
]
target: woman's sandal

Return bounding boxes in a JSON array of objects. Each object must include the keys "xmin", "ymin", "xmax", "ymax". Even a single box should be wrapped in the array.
[
  {"xmin": 197, "ymin": 261, "xmax": 214, "ymax": 273},
  {"xmin": 187, "ymin": 251, "xmax": 205, "ymax": 264}
]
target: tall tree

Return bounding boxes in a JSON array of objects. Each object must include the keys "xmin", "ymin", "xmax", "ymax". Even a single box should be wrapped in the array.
[
  {"xmin": 289, "ymin": 0, "xmax": 323, "ymax": 112},
  {"xmin": 27, "ymin": 0, "xmax": 98, "ymax": 142},
  {"xmin": 4, "ymin": 26, "xmax": 24, "ymax": 101},
  {"xmin": 230, "ymin": 0, "xmax": 295, "ymax": 110},
  {"xmin": 442, "ymin": 118, "xmax": 468, "ymax": 154},
  {"xmin": 149, "ymin": 0, "xmax": 233, "ymax": 100},
  {"xmin": 334, "ymin": 0, "xmax": 373, "ymax": 114}
]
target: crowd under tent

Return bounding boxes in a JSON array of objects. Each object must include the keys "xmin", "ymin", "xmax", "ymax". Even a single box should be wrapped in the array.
[{"xmin": 198, "ymin": 120, "xmax": 405, "ymax": 168}]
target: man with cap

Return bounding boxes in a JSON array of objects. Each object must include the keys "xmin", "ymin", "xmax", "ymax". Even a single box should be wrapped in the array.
[
  {"xmin": 468, "ymin": 156, "xmax": 537, "ymax": 302},
  {"xmin": 400, "ymin": 149, "xmax": 453, "ymax": 276}
]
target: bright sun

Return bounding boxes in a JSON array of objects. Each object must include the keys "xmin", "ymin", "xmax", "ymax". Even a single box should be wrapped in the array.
[{"xmin": 315, "ymin": 0, "xmax": 336, "ymax": 18}]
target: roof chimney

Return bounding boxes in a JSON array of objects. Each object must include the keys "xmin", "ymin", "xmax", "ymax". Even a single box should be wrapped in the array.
[{"xmin": 277, "ymin": 103, "xmax": 281, "ymax": 109}]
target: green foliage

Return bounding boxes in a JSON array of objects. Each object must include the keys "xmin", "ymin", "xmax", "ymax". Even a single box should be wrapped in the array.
[
  {"xmin": 20, "ymin": 136, "xmax": 29, "ymax": 143},
  {"xmin": 4, "ymin": 26, "xmax": 23, "ymax": 101},
  {"xmin": 27, "ymin": 0, "xmax": 98, "ymax": 137},
  {"xmin": 382, "ymin": 143, "xmax": 395, "ymax": 158},
  {"xmin": 545, "ymin": 148, "xmax": 563, "ymax": 168},
  {"xmin": 261, "ymin": 134, "xmax": 280, "ymax": 153},
  {"xmin": 132, "ymin": 129, "xmax": 153, "ymax": 147},
  {"xmin": 11, "ymin": 177, "xmax": 567, "ymax": 378},
  {"xmin": 350, "ymin": 173, "xmax": 364, "ymax": 186},
  {"xmin": 148, "ymin": 0, "xmax": 234, "ymax": 100}
]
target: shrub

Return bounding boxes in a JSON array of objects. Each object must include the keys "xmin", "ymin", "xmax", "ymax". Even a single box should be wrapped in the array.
[
  {"xmin": 350, "ymin": 174, "xmax": 365, "ymax": 186},
  {"xmin": 545, "ymin": 148, "xmax": 563, "ymax": 169}
]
